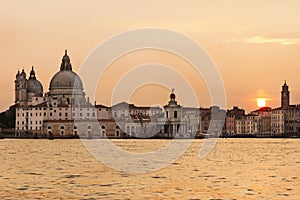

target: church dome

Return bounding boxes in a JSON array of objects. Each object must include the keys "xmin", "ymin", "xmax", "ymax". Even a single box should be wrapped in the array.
[
  {"xmin": 49, "ymin": 50, "xmax": 83, "ymax": 90},
  {"xmin": 27, "ymin": 67, "xmax": 43, "ymax": 96},
  {"xmin": 27, "ymin": 79, "xmax": 43, "ymax": 96},
  {"xmin": 50, "ymin": 70, "xmax": 83, "ymax": 89},
  {"xmin": 48, "ymin": 49, "xmax": 85, "ymax": 101}
]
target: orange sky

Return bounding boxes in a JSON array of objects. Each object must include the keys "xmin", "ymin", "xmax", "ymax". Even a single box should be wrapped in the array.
[{"xmin": 1, "ymin": 0, "xmax": 300, "ymax": 112}]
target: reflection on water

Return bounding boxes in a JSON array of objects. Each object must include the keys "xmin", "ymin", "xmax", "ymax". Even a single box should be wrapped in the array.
[{"xmin": 0, "ymin": 139, "xmax": 299, "ymax": 199}]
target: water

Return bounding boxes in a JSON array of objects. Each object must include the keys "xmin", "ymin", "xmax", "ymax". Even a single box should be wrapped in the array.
[{"xmin": 0, "ymin": 139, "xmax": 299, "ymax": 199}]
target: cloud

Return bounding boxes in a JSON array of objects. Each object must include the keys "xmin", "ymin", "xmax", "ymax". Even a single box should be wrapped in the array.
[
  {"xmin": 222, "ymin": 38, "xmax": 239, "ymax": 44},
  {"xmin": 244, "ymin": 36, "xmax": 300, "ymax": 45}
]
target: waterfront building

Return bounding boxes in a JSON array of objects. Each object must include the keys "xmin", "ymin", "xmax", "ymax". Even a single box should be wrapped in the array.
[
  {"xmin": 271, "ymin": 81, "xmax": 300, "ymax": 136},
  {"xmin": 14, "ymin": 50, "xmax": 119, "ymax": 138},
  {"xmin": 5, "ymin": 50, "xmax": 300, "ymax": 138},
  {"xmin": 250, "ymin": 107, "xmax": 272, "ymax": 137},
  {"xmin": 223, "ymin": 106, "xmax": 245, "ymax": 137},
  {"xmin": 12, "ymin": 50, "xmax": 204, "ymax": 138},
  {"xmin": 155, "ymin": 90, "xmax": 190, "ymax": 138},
  {"xmin": 235, "ymin": 114, "xmax": 257, "ymax": 136}
]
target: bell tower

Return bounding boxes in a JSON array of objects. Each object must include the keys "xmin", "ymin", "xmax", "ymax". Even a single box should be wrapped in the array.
[
  {"xmin": 15, "ymin": 69, "xmax": 28, "ymax": 105},
  {"xmin": 281, "ymin": 80, "xmax": 290, "ymax": 109}
]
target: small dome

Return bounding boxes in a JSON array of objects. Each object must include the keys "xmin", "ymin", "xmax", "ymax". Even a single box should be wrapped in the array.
[
  {"xmin": 170, "ymin": 93, "xmax": 176, "ymax": 100},
  {"xmin": 49, "ymin": 70, "xmax": 83, "ymax": 89},
  {"xmin": 27, "ymin": 78, "xmax": 43, "ymax": 96}
]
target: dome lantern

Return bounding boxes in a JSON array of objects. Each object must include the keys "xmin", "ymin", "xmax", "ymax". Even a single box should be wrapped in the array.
[
  {"xmin": 60, "ymin": 49, "xmax": 72, "ymax": 71},
  {"xmin": 29, "ymin": 66, "xmax": 36, "ymax": 79}
]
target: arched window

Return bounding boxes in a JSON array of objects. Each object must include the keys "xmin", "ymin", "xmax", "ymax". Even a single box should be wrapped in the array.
[
  {"xmin": 74, "ymin": 125, "xmax": 78, "ymax": 136},
  {"xmin": 101, "ymin": 125, "xmax": 106, "ymax": 137},
  {"xmin": 60, "ymin": 125, "xmax": 65, "ymax": 135},
  {"xmin": 47, "ymin": 125, "xmax": 52, "ymax": 130},
  {"xmin": 115, "ymin": 125, "xmax": 120, "ymax": 137},
  {"xmin": 87, "ymin": 125, "xmax": 92, "ymax": 138}
]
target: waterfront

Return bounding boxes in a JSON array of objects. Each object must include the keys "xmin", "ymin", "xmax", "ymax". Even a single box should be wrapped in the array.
[{"xmin": 0, "ymin": 139, "xmax": 299, "ymax": 199}]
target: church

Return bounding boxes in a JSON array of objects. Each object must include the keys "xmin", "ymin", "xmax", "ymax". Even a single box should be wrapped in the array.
[{"xmin": 13, "ymin": 50, "xmax": 200, "ymax": 138}]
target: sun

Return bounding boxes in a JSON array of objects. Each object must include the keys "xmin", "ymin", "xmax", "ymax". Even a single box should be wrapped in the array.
[{"xmin": 257, "ymin": 98, "xmax": 267, "ymax": 108}]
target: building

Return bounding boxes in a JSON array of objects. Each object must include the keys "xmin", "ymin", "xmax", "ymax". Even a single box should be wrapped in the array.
[
  {"xmin": 271, "ymin": 81, "xmax": 300, "ymax": 137},
  {"xmin": 11, "ymin": 50, "xmax": 210, "ymax": 138},
  {"xmin": 223, "ymin": 106, "xmax": 245, "ymax": 137},
  {"xmin": 250, "ymin": 107, "xmax": 272, "ymax": 137},
  {"xmin": 14, "ymin": 50, "xmax": 119, "ymax": 138}
]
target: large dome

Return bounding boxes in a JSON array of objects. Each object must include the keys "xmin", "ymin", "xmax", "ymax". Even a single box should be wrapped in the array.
[
  {"xmin": 49, "ymin": 70, "xmax": 83, "ymax": 89},
  {"xmin": 49, "ymin": 50, "xmax": 83, "ymax": 90},
  {"xmin": 48, "ymin": 50, "xmax": 86, "ymax": 105}
]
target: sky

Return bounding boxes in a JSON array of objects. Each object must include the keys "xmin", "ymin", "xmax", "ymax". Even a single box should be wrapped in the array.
[{"xmin": 1, "ymin": 0, "xmax": 300, "ymax": 112}]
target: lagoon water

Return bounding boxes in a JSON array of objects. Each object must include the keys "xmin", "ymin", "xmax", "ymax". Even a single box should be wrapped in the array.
[{"xmin": 0, "ymin": 139, "xmax": 299, "ymax": 199}]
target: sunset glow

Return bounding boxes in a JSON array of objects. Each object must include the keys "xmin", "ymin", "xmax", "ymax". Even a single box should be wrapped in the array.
[{"xmin": 257, "ymin": 98, "xmax": 267, "ymax": 108}]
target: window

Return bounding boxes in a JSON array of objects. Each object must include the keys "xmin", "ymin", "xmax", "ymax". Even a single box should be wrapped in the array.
[
  {"xmin": 87, "ymin": 125, "xmax": 92, "ymax": 137},
  {"xmin": 174, "ymin": 111, "xmax": 177, "ymax": 118},
  {"xmin": 60, "ymin": 125, "xmax": 65, "ymax": 135},
  {"xmin": 101, "ymin": 125, "xmax": 106, "ymax": 136},
  {"xmin": 115, "ymin": 126, "xmax": 120, "ymax": 137}
]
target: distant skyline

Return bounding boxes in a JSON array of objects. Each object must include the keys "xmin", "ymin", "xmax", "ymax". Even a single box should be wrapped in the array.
[{"xmin": 1, "ymin": 0, "xmax": 300, "ymax": 112}]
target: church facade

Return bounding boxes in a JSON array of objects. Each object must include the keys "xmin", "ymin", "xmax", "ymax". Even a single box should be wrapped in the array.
[
  {"xmin": 15, "ymin": 50, "xmax": 119, "ymax": 138},
  {"xmin": 14, "ymin": 50, "xmax": 201, "ymax": 138}
]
